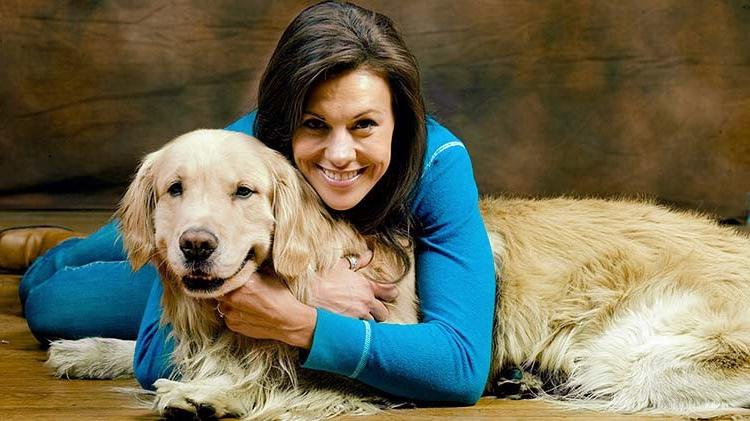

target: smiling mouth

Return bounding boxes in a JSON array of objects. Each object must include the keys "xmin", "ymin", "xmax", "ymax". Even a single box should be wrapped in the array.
[
  {"xmin": 318, "ymin": 166, "xmax": 365, "ymax": 185},
  {"xmin": 181, "ymin": 248, "xmax": 256, "ymax": 293}
]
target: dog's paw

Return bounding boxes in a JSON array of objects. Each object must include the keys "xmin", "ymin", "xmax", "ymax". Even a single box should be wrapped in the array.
[
  {"xmin": 162, "ymin": 403, "xmax": 218, "ymax": 421},
  {"xmin": 46, "ymin": 338, "xmax": 135, "ymax": 379},
  {"xmin": 154, "ymin": 379, "xmax": 235, "ymax": 420},
  {"xmin": 154, "ymin": 379, "xmax": 206, "ymax": 418}
]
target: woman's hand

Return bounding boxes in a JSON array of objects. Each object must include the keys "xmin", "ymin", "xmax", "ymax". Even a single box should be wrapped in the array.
[
  {"xmin": 311, "ymin": 249, "xmax": 399, "ymax": 321},
  {"xmin": 216, "ymin": 249, "xmax": 400, "ymax": 348},
  {"xmin": 217, "ymin": 272, "xmax": 317, "ymax": 349}
]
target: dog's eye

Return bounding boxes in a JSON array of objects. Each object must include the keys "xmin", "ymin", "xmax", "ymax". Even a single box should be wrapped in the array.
[
  {"xmin": 234, "ymin": 186, "xmax": 255, "ymax": 199},
  {"xmin": 167, "ymin": 182, "xmax": 183, "ymax": 197}
]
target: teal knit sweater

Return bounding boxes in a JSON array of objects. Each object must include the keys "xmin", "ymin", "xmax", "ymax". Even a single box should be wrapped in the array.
[{"xmin": 134, "ymin": 112, "xmax": 496, "ymax": 404}]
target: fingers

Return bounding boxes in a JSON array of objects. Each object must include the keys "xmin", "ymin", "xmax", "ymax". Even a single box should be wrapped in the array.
[
  {"xmin": 216, "ymin": 301, "xmax": 226, "ymax": 318},
  {"xmin": 216, "ymin": 273, "xmax": 259, "ymax": 302},
  {"xmin": 216, "ymin": 302, "xmax": 237, "ymax": 328},
  {"xmin": 339, "ymin": 249, "xmax": 374, "ymax": 272},
  {"xmin": 357, "ymin": 249, "xmax": 373, "ymax": 270},
  {"xmin": 216, "ymin": 291, "xmax": 240, "ymax": 308},
  {"xmin": 216, "ymin": 301, "xmax": 237, "ymax": 317},
  {"xmin": 337, "ymin": 256, "xmax": 354, "ymax": 271},
  {"xmin": 369, "ymin": 298, "xmax": 389, "ymax": 322},
  {"xmin": 370, "ymin": 281, "xmax": 399, "ymax": 302}
]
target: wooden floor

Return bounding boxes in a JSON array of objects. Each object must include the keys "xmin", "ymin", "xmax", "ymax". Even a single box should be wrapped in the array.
[{"xmin": 0, "ymin": 211, "xmax": 679, "ymax": 420}]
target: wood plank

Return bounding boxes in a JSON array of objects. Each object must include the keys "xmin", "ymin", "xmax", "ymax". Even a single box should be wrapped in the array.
[
  {"xmin": 0, "ymin": 210, "xmax": 114, "ymax": 233},
  {"xmin": 0, "ymin": 274, "xmax": 158, "ymax": 420}
]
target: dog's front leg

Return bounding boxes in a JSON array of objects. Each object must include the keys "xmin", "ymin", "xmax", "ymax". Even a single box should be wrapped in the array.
[{"xmin": 153, "ymin": 376, "xmax": 244, "ymax": 419}]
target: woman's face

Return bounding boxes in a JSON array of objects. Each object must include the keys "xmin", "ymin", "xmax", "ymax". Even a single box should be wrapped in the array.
[{"xmin": 292, "ymin": 68, "xmax": 394, "ymax": 211}]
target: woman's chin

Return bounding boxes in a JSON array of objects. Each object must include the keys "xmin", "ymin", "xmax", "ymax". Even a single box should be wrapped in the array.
[{"xmin": 321, "ymin": 195, "xmax": 362, "ymax": 211}]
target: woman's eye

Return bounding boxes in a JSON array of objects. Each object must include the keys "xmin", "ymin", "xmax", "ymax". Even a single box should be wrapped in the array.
[
  {"xmin": 302, "ymin": 119, "xmax": 327, "ymax": 130},
  {"xmin": 234, "ymin": 186, "xmax": 255, "ymax": 199},
  {"xmin": 167, "ymin": 181, "xmax": 183, "ymax": 197},
  {"xmin": 353, "ymin": 119, "xmax": 377, "ymax": 130}
]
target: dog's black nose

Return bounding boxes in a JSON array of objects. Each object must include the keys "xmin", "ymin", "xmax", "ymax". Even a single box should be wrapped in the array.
[{"xmin": 179, "ymin": 229, "xmax": 218, "ymax": 262}]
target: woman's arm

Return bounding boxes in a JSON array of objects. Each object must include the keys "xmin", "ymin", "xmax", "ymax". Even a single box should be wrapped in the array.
[
  {"xmin": 133, "ymin": 277, "xmax": 175, "ymax": 389},
  {"xmin": 300, "ymin": 137, "xmax": 496, "ymax": 403},
  {"xmin": 221, "ymin": 114, "xmax": 495, "ymax": 403},
  {"xmin": 136, "ymin": 113, "xmax": 495, "ymax": 402}
]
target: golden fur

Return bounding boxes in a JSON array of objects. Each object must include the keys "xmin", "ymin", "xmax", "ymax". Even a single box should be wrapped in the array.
[
  {"xmin": 484, "ymin": 197, "xmax": 750, "ymax": 415},
  {"xmin": 119, "ymin": 130, "xmax": 416, "ymax": 419},
  {"xmin": 47, "ymin": 129, "xmax": 750, "ymax": 419}
]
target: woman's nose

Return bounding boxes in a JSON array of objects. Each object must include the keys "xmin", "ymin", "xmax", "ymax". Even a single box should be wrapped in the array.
[{"xmin": 324, "ymin": 129, "xmax": 356, "ymax": 167}]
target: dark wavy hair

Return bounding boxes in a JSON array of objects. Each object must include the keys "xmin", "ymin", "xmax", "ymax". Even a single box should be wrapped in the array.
[{"xmin": 255, "ymin": 1, "xmax": 426, "ymax": 267}]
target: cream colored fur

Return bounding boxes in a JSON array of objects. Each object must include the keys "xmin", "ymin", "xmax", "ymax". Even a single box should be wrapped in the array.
[
  {"xmin": 484, "ymin": 197, "xmax": 750, "ymax": 415},
  {"xmin": 47, "ymin": 129, "xmax": 750, "ymax": 418},
  {"xmin": 49, "ymin": 130, "xmax": 415, "ymax": 420},
  {"xmin": 46, "ymin": 337, "xmax": 135, "ymax": 379}
]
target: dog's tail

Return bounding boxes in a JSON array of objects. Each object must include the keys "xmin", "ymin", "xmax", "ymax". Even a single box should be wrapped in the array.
[
  {"xmin": 560, "ymin": 291, "xmax": 750, "ymax": 416},
  {"xmin": 46, "ymin": 337, "xmax": 135, "ymax": 379}
]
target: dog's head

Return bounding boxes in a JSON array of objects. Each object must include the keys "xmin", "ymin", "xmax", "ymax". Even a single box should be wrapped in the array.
[{"xmin": 117, "ymin": 129, "xmax": 323, "ymax": 298}]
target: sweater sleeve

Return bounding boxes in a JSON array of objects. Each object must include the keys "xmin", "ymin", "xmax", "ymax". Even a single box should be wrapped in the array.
[
  {"xmin": 301, "ymin": 139, "xmax": 496, "ymax": 404},
  {"xmin": 133, "ymin": 113, "xmax": 496, "ymax": 402},
  {"xmin": 133, "ymin": 276, "xmax": 176, "ymax": 389}
]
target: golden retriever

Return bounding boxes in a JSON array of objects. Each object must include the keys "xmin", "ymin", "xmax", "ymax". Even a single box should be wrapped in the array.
[{"xmin": 47, "ymin": 129, "xmax": 750, "ymax": 419}]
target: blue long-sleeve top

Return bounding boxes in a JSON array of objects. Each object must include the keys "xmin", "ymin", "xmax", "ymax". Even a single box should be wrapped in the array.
[{"xmin": 134, "ymin": 112, "xmax": 496, "ymax": 404}]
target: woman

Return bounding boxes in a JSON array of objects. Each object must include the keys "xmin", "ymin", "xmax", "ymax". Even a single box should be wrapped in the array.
[{"xmin": 13, "ymin": 1, "xmax": 495, "ymax": 404}]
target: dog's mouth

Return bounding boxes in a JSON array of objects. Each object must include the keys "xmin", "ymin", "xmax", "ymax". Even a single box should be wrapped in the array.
[{"xmin": 181, "ymin": 248, "xmax": 256, "ymax": 293}]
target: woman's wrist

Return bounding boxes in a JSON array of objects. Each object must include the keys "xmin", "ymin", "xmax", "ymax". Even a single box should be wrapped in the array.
[{"xmin": 284, "ymin": 302, "xmax": 317, "ymax": 349}]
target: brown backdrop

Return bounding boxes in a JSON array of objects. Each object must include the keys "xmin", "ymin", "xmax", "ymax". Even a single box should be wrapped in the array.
[{"xmin": 1, "ymin": 0, "xmax": 749, "ymax": 219}]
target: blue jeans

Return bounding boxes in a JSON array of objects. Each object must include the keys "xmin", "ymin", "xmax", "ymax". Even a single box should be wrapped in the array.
[{"xmin": 19, "ymin": 220, "xmax": 158, "ymax": 344}]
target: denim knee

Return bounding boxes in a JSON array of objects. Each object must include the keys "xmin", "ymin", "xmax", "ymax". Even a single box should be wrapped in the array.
[
  {"xmin": 18, "ymin": 237, "xmax": 82, "ymax": 309},
  {"xmin": 19, "ymin": 219, "xmax": 128, "ymax": 310},
  {"xmin": 24, "ymin": 288, "xmax": 64, "ymax": 345},
  {"xmin": 23, "ymin": 261, "xmax": 155, "ymax": 343}
]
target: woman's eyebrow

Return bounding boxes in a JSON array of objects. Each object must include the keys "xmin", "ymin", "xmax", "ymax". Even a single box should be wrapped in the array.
[
  {"xmin": 302, "ymin": 111, "xmax": 326, "ymax": 120},
  {"xmin": 302, "ymin": 109, "xmax": 382, "ymax": 120},
  {"xmin": 353, "ymin": 109, "xmax": 381, "ymax": 119}
]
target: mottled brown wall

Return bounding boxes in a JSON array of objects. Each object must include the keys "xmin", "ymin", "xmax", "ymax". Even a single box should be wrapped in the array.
[{"xmin": 1, "ymin": 0, "xmax": 749, "ymax": 218}]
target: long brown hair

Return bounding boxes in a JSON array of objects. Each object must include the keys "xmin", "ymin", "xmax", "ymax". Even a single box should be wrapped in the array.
[{"xmin": 255, "ymin": 1, "xmax": 426, "ymax": 267}]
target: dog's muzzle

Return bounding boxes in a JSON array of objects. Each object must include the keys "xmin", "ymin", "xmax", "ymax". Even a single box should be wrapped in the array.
[
  {"xmin": 181, "ymin": 248, "xmax": 256, "ymax": 293},
  {"xmin": 180, "ymin": 229, "xmax": 218, "ymax": 264}
]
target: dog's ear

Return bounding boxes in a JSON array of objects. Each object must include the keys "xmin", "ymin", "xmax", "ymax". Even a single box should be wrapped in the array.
[
  {"xmin": 115, "ymin": 150, "xmax": 161, "ymax": 270},
  {"xmin": 265, "ymin": 149, "xmax": 328, "ymax": 279}
]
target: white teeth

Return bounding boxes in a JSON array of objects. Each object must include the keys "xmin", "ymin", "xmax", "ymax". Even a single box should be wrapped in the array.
[
  {"xmin": 321, "ymin": 168, "xmax": 360, "ymax": 181},
  {"xmin": 185, "ymin": 274, "xmax": 213, "ymax": 280}
]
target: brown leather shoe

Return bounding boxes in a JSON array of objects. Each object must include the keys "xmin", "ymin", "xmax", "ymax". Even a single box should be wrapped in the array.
[{"xmin": 0, "ymin": 225, "xmax": 84, "ymax": 272}]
